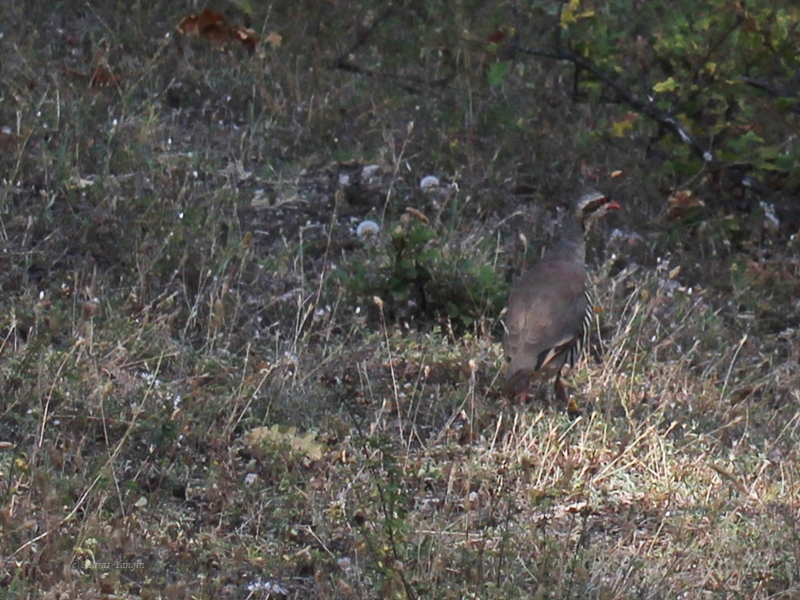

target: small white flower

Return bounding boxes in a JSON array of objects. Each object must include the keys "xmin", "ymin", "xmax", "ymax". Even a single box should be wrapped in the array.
[
  {"xmin": 420, "ymin": 175, "xmax": 440, "ymax": 191},
  {"xmin": 356, "ymin": 220, "xmax": 380, "ymax": 239}
]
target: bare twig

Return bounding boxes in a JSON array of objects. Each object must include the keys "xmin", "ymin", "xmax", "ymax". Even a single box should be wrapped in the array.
[
  {"xmin": 331, "ymin": 0, "xmax": 456, "ymax": 93},
  {"xmin": 513, "ymin": 38, "xmax": 715, "ymax": 164},
  {"xmin": 739, "ymin": 77, "xmax": 800, "ymax": 116}
]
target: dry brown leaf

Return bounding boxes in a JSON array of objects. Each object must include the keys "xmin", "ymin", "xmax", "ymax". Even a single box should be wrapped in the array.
[
  {"xmin": 405, "ymin": 207, "xmax": 429, "ymax": 223},
  {"xmin": 176, "ymin": 8, "xmax": 227, "ymax": 38},
  {"xmin": 176, "ymin": 8, "xmax": 259, "ymax": 51},
  {"xmin": 265, "ymin": 31, "xmax": 282, "ymax": 49},
  {"xmin": 667, "ymin": 189, "xmax": 704, "ymax": 220}
]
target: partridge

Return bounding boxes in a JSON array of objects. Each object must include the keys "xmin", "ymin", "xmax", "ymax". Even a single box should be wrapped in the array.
[{"xmin": 503, "ymin": 191, "xmax": 620, "ymax": 414}]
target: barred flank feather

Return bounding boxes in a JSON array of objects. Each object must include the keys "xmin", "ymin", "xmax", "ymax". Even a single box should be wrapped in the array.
[{"xmin": 578, "ymin": 287, "xmax": 594, "ymax": 360}]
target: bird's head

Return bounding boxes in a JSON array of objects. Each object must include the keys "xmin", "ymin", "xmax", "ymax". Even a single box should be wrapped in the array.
[{"xmin": 574, "ymin": 191, "xmax": 621, "ymax": 231}]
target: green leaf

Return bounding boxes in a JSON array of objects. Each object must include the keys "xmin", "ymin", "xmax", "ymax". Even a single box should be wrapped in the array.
[
  {"xmin": 416, "ymin": 248, "xmax": 439, "ymax": 263},
  {"xmin": 775, "ymin": 97, "xmax": 799, "ymax": 111},
  {"xmin": 446, "ymin": 301, "xmax": 460, "ymax": 317},
  {"xmin": 407, "ymin": 225, "xmax": 436, "ymax": 246},
  {"xmin": 653, "ymin": 77, "xmax": 678, "ymax": 93},
  {"xmin": 561, "ymin": 0, "xmax": 581, "ymax": 25},
  {"xmin": 488, "ymin": 62, "xmax": 510, "ymax": 87}
]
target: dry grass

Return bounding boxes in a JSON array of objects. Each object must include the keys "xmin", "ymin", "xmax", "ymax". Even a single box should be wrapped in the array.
[{"xmin": 1, "ymin": 2, "xmax": 799, "ymax": 599}]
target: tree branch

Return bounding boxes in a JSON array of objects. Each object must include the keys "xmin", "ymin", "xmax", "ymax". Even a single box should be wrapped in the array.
[
  {"xmin": 739, "ymin": 77, "xmax": 800, "ymax": 116},
  {"xmin": 511, "ymin": 37, "xmax": 715, "ymax": 163},
  {"xmin": 330, "ymin": 0, "xmax": 456, "ymax": 93}
]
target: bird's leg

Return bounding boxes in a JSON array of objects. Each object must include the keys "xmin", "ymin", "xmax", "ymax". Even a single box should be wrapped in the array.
[{"xmin": 554, "ymin": 372, "xmax": 581, "ymax": 418}]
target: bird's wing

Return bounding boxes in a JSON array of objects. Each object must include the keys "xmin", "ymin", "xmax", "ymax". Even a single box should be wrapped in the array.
[{"xmin": 504, "ymin": 258, "xmax": 587, "ymax": 376}]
